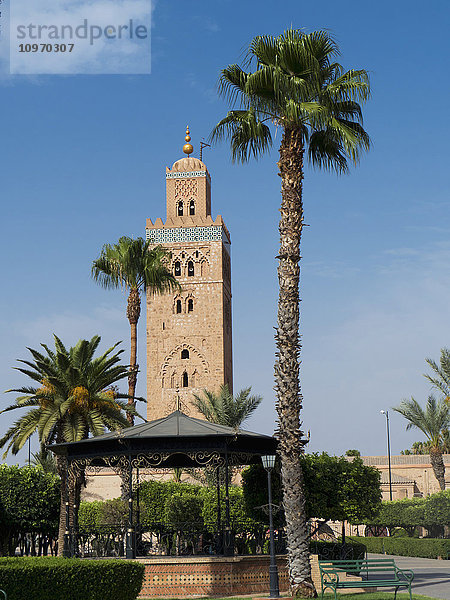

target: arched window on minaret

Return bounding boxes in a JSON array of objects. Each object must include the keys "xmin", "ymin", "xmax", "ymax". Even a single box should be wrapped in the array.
[
  {"xmin": 181, "ymin": 349, "xmax": 189, "ymax": 359},
  {"xmin": 187, "ymin": 261, "xmax": 194, "ymax": 277},
  {"xmin": 176, "ymin": 299, "xmax": 182, "ymax": 314},
  {"xmin": 174, "ymin": 261, "xmax": 181, "ymax": 276},
  {"xmin": 189, "ymin": 200, "xmax": 195, "ymax": 215},
  {"xmin": 177, "ymin": 201, "xmax": 184, "ymax": 216},
  {"xmin": 187, "ymin": 298, "xmax": 194, "ymax": 313},
  {"xmin": 182, "ymin": 372, "xmax": 188, "ymax": 387}
]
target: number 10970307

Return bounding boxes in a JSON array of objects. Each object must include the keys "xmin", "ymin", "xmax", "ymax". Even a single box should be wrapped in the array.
[{"xmin": 19, "ymin": 43, "xmax": 74, "ymax": 52}]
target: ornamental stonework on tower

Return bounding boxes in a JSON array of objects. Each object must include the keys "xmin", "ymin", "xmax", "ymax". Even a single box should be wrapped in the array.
[{"xmin": 145, "ymin": 128, "xmax": 233, "ymax": 420}]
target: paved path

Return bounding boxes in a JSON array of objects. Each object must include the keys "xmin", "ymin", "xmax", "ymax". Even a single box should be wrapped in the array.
[{"xmin": 368, "ymin": 553, "xmax": 450, "ymax": 600}]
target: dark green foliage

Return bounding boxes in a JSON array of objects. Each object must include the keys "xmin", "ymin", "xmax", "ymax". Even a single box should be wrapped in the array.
[
  {"xmin": 240, "ymin": 461, "xmax": 284, "ymax": 526},
  {"xmin": 78, "ymin": 498, "xmax": 131, "ymax": 536},
  {"xmin": 201, "ymin": 486, "xmax": 258, "ymax": 533},
  {"xmin": 0, "ymin": 465, "xmax": 60, "ymax": 555},
  {"xmin": 242, "ymin": 453, "xmax": 381, "ymax": 524},
  {"xmin": 348, "ymin": 536, "xmax": 450, "ymax": 559},
  {"xmin": 78, "ymin": 500, "xmax": 103, "ymax": 533},
  {"xmin": 0, "ymin": 557, "xmax": 144, "ymax": 600},
  {"xmin": 423, "ymin": 490, "xmax": 450, "ymax": 529},
  {"xmin": 310, "ymin": 541, "xmax": 366, "ymax": 560},
  {"xmin": 165, "ymin": 491, "xmax": 203, "ymax": 527},
  {"xmin": 137, "ymin": 480, "xmax": 200, "ymax": 526},
  {"xmin": 365, "ymin": 491, "xmax": 449, "ymax": 533}
]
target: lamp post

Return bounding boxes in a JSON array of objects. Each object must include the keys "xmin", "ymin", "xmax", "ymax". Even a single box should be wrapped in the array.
[
  {"xmin": 261, "ymin": 454, "xmax": 280, "ymax": 598},
  {"xmin": 380, "ymin": 410, "xmax": 393, "ymax": 500}
]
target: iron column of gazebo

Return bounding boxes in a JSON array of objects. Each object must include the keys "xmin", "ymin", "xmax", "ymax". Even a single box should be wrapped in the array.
[
  {"xmin": 49, "ymin": 410, "xmax": 278, "ymax": 559},
  {"xmin": 262, "ymin": 454, "xmax": 280, "ymax": 598}
]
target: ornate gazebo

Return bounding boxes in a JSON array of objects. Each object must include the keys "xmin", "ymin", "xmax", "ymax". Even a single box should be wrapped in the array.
[{"xmin": 50, "ymin": 410, "xmax": 278, "ymax": 559}]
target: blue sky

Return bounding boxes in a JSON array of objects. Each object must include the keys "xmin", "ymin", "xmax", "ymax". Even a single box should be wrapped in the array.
[{"xmin": 1, "ymin": 0, "xmax": 450, "ymax": 464}]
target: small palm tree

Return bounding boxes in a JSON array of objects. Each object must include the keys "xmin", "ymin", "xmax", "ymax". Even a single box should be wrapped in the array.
[
  {"xmin": 192, "ymin": 384, "xmax": 262, "ymax": 429},
  {"xmin": 394, "ymin": 396, "xmax": 449, "ymax": 490},
  {"xmin": 0, "ymin": 334, "xmax": 135, "ymax": 554},
  {"xmin": 425, "ymin": 348, "xmax": 450, "ymax": 404},
  {"xmin": 92, "ymin": 237, "xmax": 180, "ymax": 423},
  {"xmin": 211, "ymin": 29, "xmax": 370, "ymax": 596},
  {"xmin": 32, "ymin": 445, "xmax": 58, "ymax": 475}
]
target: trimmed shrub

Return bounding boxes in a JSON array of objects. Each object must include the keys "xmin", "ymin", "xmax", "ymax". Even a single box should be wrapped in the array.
[
  {"xmin": 310, "ymin": 540, "xmax": 366, "ymax": 560},
  {"xmin": 0, "ymin": 557, "xmax": 144, "ymax": 600},
  {"xmin": 348, "ymin": 536, "xmax": 450, "ymax": 559}
]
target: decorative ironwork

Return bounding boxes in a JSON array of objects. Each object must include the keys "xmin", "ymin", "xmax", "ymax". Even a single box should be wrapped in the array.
[
  {"xmin": 69, "ymin": 455, "xmax": 127, "ymax": 476},
  {"xmin": 185, "ymin": 451, "xmax": 225, "ymax": 467},
  {"xmin": 228, "ymin": 452, "xmax": 255, "ymax": 466},
  {"xmin": 130, "ymin": 453, "xmax": 171, "ymax": 469}
]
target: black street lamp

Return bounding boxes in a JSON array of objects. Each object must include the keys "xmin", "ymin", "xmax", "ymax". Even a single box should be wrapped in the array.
[
  {"xmin": 261, "ymin": 454, "xmax": 280, "ymax": 598},
  {"xmin": 380, "ymin": 410, "xmax": 393, "ymax": 500}
]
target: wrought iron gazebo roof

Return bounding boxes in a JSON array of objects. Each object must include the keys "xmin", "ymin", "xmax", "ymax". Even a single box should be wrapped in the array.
[{"xmin": 49, "ymin": 410, "xmax": 278, "ymax": 469}]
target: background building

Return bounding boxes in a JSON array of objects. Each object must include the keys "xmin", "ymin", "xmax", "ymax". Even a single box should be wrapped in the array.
[{"xmin": 360, "ymin": 454, "xmax": 450, "ymax": 499}]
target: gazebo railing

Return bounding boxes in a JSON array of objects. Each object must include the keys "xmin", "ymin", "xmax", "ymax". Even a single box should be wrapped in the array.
[{"xmin": 74, "ymin": 521, "xmax": 287, "ymax": 558}]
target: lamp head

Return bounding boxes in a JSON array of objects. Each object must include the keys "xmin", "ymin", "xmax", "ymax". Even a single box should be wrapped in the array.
[{"xmin": 261, "ymin": 454, "xmax": 276, "ymax": 471}]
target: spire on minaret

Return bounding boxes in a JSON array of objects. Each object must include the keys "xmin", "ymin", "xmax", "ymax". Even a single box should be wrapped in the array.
[{"xmin": 182, "ymin": 126, "xmax": 194, "ymax": 156}]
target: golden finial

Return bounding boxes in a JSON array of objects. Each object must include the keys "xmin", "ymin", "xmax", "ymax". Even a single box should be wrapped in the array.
[{"xmin": 183, "ymin": 126, "xmax": 194, "ymax": 156}]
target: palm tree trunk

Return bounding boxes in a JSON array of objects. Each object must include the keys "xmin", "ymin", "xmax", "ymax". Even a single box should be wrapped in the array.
[
  {"xmin": 127, "ymin": 287, "xmax": 141, "ymax": 425},
  {"xmin": 275, "ymin": 128, "xmax": 316, "ymax": 598},
  {"xmin": 429, "ymin": 447, "xmax": 446, "ymax": 490},
  {"xmin": 56, "ymin": 455, "xmax": 69, "ymax": 557}
]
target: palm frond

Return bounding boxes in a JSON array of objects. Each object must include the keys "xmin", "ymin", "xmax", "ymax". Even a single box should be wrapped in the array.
[{"xmin": 211, "ymin": 109, "xmax": 272, "ymax": 163}]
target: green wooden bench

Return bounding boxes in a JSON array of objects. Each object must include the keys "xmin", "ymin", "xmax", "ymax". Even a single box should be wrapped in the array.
[{"xmin": 318, "ymin": 558, "xmax": 414, "ymax": 600}]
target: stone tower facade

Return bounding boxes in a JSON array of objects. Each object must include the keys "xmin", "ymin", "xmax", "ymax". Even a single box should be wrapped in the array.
[{"xmin": 145, "ymin": 131, "xmax": 232, "ymax": 420}]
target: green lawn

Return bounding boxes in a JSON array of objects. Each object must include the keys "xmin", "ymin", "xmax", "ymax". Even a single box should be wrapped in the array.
[{"xmin": 140, "ymin": 594, "xmax": 438, "ymax": 600}]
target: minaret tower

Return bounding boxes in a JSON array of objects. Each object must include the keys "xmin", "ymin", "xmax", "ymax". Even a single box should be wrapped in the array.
[{"xmin": 145, "ymin": 128, "xmax": 233, "ymax": 420}]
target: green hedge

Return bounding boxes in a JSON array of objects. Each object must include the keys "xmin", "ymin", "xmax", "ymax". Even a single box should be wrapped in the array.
[
  {"xmin": 310, "ymin": 541, "xmax": 366, "ymax": 560},
  {"xmin": 0, "ymin": 557, "xmax": 144, "ymax": 600},
  {"xmin": 348, "ymin": 536, "xmax": 450, "ymax": 559}
]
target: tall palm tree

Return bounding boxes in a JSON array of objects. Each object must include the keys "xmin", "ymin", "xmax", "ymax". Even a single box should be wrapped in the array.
[
  {"xmin": 394, "ymin": 396, "xmax": 449, "ymax": 490},
  {"xmin": 192, "ymin": 384, "xmax": 262, "ymax": 429},
  {"xmin": 425, "ymin": 348, "xmax": 450, "ymax": 404},
  {"xmin": 0, "ymin": 335, "xmax": 134, "ymax": 554},
  {"xmin": 211, "ymin": 29, "xmax": 370, "ymax": 596},
  {"xmin": 92, "ymin": 237, "xmax": 180, "ymax": 423}
]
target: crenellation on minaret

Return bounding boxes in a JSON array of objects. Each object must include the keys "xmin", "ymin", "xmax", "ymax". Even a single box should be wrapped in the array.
[{"xmin": 146, "ymin": 129, "xmax": 233, "ymax": 420}]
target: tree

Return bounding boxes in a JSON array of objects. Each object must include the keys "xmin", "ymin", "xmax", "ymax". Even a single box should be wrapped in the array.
[
  {"xmin": 0, "ymin": 335, "xmax": 134, "ymax": 554},
  {"xmin": 211, "ymin": 29, "xmax": 370, "ymax": 596},
  {"xmin": 345, "ymin": 449, "xmax": 361, "ymax": 457},
  {"xmin": 192, "ymin": 384, "xmax": 262, "ymax": 429},
  {"xmin": 401, "ymin": 431, "xmax": 450, "ymax": 456},
  {"xmin": 394, "ymin": 396, "xmax": 449, "ymax": 490},
  {"xmin": 242, "ymin": 453, "xmax": 381, "ymax": 526},
  {"xmin": 31, "ymin": 444, "xmax": 58, "ymax": 475},
  {"xmin": 425, "ymin": 348, "xmax": 450, "ymax": 403},
  {"xmin": 92, "ymin": 237, "xmax": 180, "ymax": 423},
  {"xmin": 0, "ymin": 465, "xmax": 60, "ymax": 556},
  {"xmin": 364, "ymin": 491, "xmax": 450, "ymax": 537}
]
